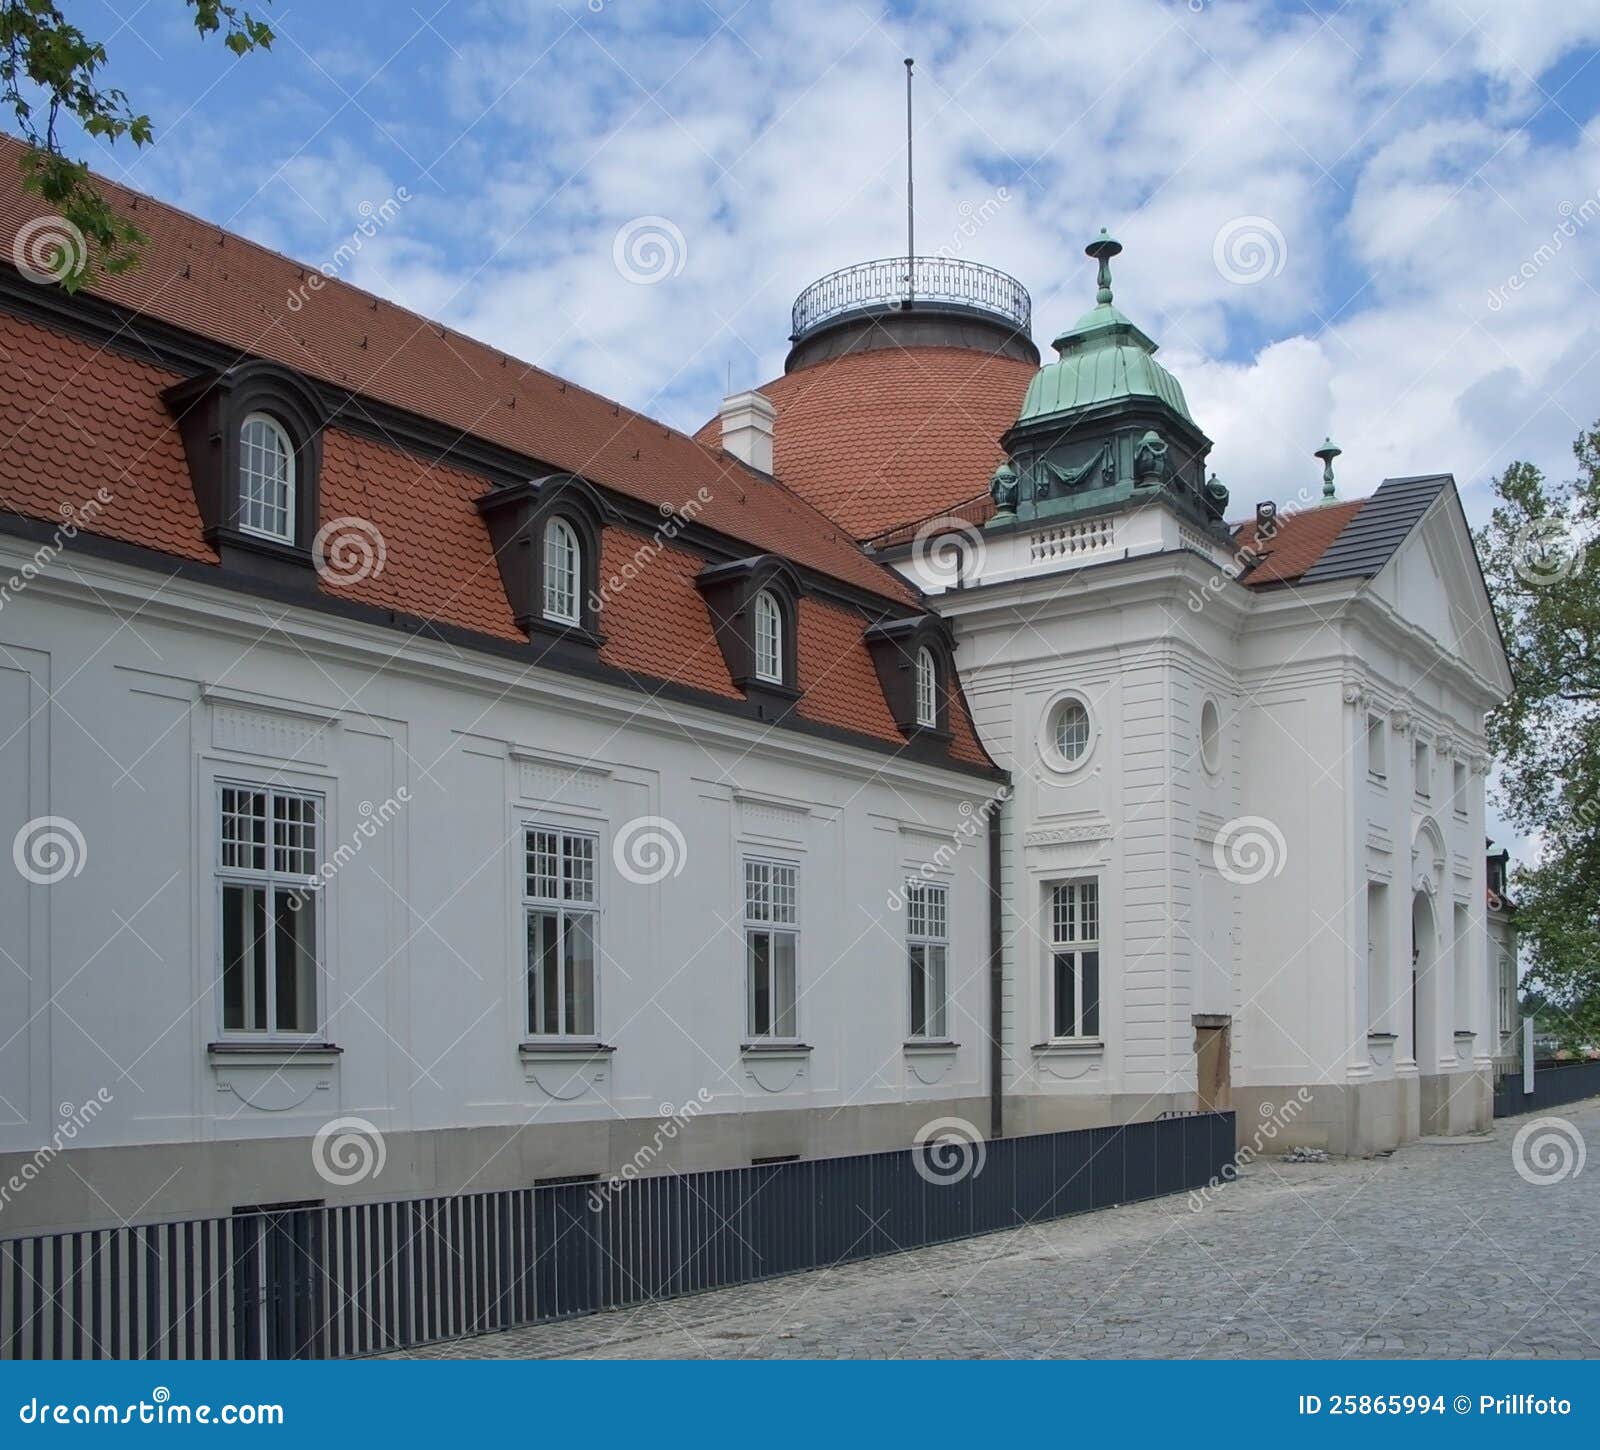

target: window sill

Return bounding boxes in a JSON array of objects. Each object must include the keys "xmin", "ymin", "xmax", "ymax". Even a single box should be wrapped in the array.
[
  {"xmin": 207, "ymin": 1041, "xmax": 342, "ymax": 1067},
  {"xmin": 518, "ymin": 1040, "xmax": 615, "ymax": 1059},
  {"xmin": 1031, "ymin": 1038, "xmax": 1104, "ymax": 1055},
  {"xmin": 740, "ymin": 1041, "xmax": 812, "ymax": 1057},
  {"xmin": 903, "ymin": 1039, "xmax": 959, "ymax": 1053},
  {"xmin": 1366, "ymin": 1031, "xmax": 1398, "ymax": 1043},
  {"xmin": 1454, "ymin": 1029, "xmax": 1477, "ymax": 1040}
]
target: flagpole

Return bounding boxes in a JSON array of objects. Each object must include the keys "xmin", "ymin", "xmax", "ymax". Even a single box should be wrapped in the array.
[{"xmin": 905, "ymin": 56, "xmax": 915, "ymax": 303}]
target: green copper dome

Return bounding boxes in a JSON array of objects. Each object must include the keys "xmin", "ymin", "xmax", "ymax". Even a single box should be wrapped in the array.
[{"xmin": 1015, "ymin": 229, "xmax": 1193, "ymax": 426}]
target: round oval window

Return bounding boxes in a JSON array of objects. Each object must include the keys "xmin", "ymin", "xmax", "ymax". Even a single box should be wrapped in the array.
[
  {"xmin": 1054, "ymin": 699, "xmax": 1091, "ymax": 762},
  {"xmin": 1200, "ymin": 698, "xmax": 1221, "ymax": 772}
]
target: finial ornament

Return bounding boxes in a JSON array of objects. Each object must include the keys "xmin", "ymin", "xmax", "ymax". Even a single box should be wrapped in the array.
[
  {"xmin": 1314, "ymin": 435, "xmax": 1342, "ymax": 503},
  {"xmin": 1085, "ymin": 227, "xmax": 1122, "ymax": 306}
]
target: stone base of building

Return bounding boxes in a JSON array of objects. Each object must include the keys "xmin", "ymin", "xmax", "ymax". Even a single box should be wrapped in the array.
[
  {"xmin": 2, "ymin": 1091, "xmax": 1196, "ymax": 1233},
  {"xmin": 998, "ymin": 1090, "xmax": 1194, "ymax": 1137},
  {"xmin": 1, "ymin": 1096, "xmax": 1007, "ymax": 1233},
  {"xmin": 1231, "ymin": 1067, "xmax": 1492, "ymax": 1158}
]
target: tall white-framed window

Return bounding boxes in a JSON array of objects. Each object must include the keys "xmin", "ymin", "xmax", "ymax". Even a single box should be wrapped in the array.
[
  {"xmin": 216, "ymin": 782, "xmax": 322, "ymax": 1037},
  {"xmin": 744, "ymin": 856, "xmax": 797, "ymax": 1038},
  {"xmin": 913, "ymin": 646, "xmax": 938, "ymax": 728},
  {"xmin": 753, "ymin": 589, "xmax": 783, "ymax": 684},
  {"xmin": 1414, "ymin": 738, "xmax": 1431, "ymax": 798},
  {"xmin": 1367, "ymin": 881, "xmax": 1389, "ymax": 1033},
  {"xmin": 523, "ymin": 826, "xmax": 597, "ymax": 1038},
  {"xmin": 906, "ymin": 880, "xmax": 948, "ymax": 1039},
  {"xmin": 238, "ymin": 412, "xmax": 295, "ymax": 543},
  {"xmin": 1498, "ymin": 953, "xmax": 1513, "ymax": 1036},
  {"xmin": 542, "ymin": 517, "xmax": 580, "ymax": 625},
  {"xmin": 1049, "ymin": 879, "xmax": 1100, "ymax": 1039},
  {"xmin": 1367, "ymin": 713, "xmax": 1387, "ymax": 780},
  {"xmin": 524, "ymin": 819, "xmax": 601, "ymax": 1037},
  {"xmin": 1453, "ymin": 760, "xmax": 1468, "ymax": 816},
  {"xmin": 1452, "ymin": 903, "xmax": 1471, "ymax": 1030}
]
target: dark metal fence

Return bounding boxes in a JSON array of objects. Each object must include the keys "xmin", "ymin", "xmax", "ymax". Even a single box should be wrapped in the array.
[
  {"xmin": 1, "ymin": 1111, "xmax": 1233, "ymax": 1360},
  {"xmin": 1493, "ymin": 1059, "xmax": 1600, "ymax": 1118}
]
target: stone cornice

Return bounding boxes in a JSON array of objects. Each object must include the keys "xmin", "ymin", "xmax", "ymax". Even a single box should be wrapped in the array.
[{"xmin": 0, "ymin": 530, "xmax": 1003, "ymax": 795}]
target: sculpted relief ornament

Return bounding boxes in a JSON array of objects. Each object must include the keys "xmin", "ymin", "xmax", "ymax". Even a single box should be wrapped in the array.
[{"xmin": 990, "ymin": 460, "xmax": 1019, "ymax": 520}]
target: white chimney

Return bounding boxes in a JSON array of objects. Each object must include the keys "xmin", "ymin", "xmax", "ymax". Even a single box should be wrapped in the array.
[{"xmin": 718, "ymin": 390, "xmax": 777, "ymax": 474}]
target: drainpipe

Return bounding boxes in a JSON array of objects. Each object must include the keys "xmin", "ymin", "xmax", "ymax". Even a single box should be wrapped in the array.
[{"xmin": 988, "ymin": 787, "xmax": 1006, "ymax": 1142}]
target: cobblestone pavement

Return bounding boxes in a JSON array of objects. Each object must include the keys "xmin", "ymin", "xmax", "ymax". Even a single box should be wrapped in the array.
[{"xmin": 396, "ymin": 1100, "xmax": 1600, "ymax": 1360}]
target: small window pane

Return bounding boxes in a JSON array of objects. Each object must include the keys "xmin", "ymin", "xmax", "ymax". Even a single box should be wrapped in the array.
[
  {"xmin": 744, "ymin": 860, "xmax": 769, "ymax": 921},
  {"xmin": 564, "ymin": 913, "xmax": 596, "ymax": 1037},
  {"xmin": 773, "ymin": 932, "xmax": 797, "ymax": 1037},
  {"xmin": 770, "ymin": 863, "xmax": 797, "ymax": 925},
  {"xmin": 1081, "ymin": 950, "xmax": 1100, "ymax": 1037},
  {"xmin": 927, "ymin": 944, "xmax": 947, "ymax": 1038},
  {"xmin": 748, "ymin": 930, "xmax": 772, "ymax": 1036},
  {"xmin": 526, "ymin": 831, "xmax": 560, "ymax": 901},
  {"xmin": 563, "ymin": 834, "xmax": 594, "ymax": 902},
  {"xmin": 221, "ymin": 788, "xmax": 268, "ymax": 872},
  {"xmin": 909, "ymin": 942, "xmax": 928, "ymax": 1037},
  {"xmin": 1053, "ymin": 952, "xmax": 1075, "ymax": 1038},
  {"xmin": 1080, "ymin": 882, "xmax": 1098, "ymax": 942},
  {"xmin": 273, "ymin": 794, "xmax": 318, "ymax": 878},
  {"xmin": 754, "ymin": 590, "xmax": 782, "ymax": 683},
  {"xmin": 222, "ymin": 882, "xmax": 268, "ymax": 1032},
  {"xmin": 543, "ymin": 518, "xmax": 579, "ymax": 624},
  {"xmin": 528, "ymin": 911, "xmax": 560, "ymax": 1035},
  {"xmin": 1055, "ymin": 701, "xmax": 1090, "ymax": 761},
  {"xmin": 273, "ymin": 889, "xmax": 318, "ymax": 1033},
  {"xmin": 239, "ymin": 414, "xmax": 294, "ymax": 542},
  {"xmin": 915, "ymin": 647, "xmax": 937, "ymax": 727}
]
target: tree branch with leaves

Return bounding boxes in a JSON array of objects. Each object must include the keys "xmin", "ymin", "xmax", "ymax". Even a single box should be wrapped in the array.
[
  {"xmin": 1479, "ymin": 422, "xmax": 1600, "ymax": 1052},
  {"xmin": 0, "ymin": 0, "xmax": 272, "ymax": 288}
]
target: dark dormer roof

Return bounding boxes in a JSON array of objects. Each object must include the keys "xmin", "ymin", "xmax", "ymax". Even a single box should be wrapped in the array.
[{"xmin": 1299, "ymin": 474, "xmax": 1451, "ymax": 583}]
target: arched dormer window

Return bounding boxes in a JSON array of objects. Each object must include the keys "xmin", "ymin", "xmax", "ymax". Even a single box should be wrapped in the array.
[
  {"xmin": 238, "ymin": 412, "xmax": 295, "ymax": 542},
  {"xmin": 754, "ymin": 589, "xmax": 783, "ymax": 683},
  {"xmin": 863, "ymin": 618, "xmax": 953, "ymax": 742},
  {"xmin": 163, "ymin": 361, "xmax": 326, "ymax": 580},
  {"xmin": 475, "ymin": 473, "xmax": 609, "ymax": 656},
  {"xmin": 694, "ymin": 557, "xmax": 802, "ymax": 714},
  {"xmin": 542, "ymin": 516, "xmax": 580, "ymax": 625},
  {"xmin": 914, "ymin": 646, "xmax": 938, "ymax": 728}
]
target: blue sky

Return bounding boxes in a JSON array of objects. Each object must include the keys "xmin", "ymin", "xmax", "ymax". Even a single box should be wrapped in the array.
[
  {"xmin": 60, "ymin": 0, "xmax": 1600, "ymax": 516},
  {"xmin": 38, "ymin": 0, "xmax": 1600, "ymax": 856}
]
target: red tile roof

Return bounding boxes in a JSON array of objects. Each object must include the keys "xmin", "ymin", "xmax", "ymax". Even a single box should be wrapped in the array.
[
  {"xmin": 697, "ymin": 346, "xmax": 1036, "ymax": 543},
  {"xmin": 0, "ymin": 142, "xmax": 998, "ymax": 773},
  {"xmin": 865, "ymin": 492, "xmax": 995, "ymax": 551},
  {"xmin": 0, "ymin": 135, "xmax": 908, "ymax": 610},
  {"xmin": 1232, "ymin": 499, "xmax": 1367, "ymax": 586}
]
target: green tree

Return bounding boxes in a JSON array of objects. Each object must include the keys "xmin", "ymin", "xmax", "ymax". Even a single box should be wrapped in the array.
[
  {"xmin": 1479, "ymin": 422, "xmax": 1600, "ymax": 1051},
  {"xmin": 1, "ymin": 0, "xmax": 272, "ymax": 288}
]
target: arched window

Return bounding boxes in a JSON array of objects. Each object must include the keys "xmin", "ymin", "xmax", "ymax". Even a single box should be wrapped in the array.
[
  {"xmin": 914, "ymin": 646, "xmax": 938, "ymax": 727},
  {"xmin": 542, "ymin": 516, "xmax": 580, "ymax": 624},
  {"xmin": 239, "ymin": 413, "xmax": 295, "ymax": 542},
  {"xmin": 754, "ymin": 589, "xmax": 783, "ymax": 683}
]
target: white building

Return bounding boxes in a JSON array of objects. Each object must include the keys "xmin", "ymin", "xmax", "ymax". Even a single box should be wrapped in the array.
[{"xmin": 0, "ymin": 159, "xmax": 1513, "ymax": 1232}]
